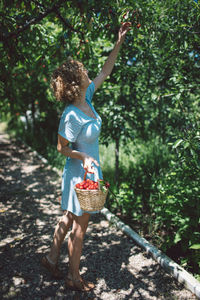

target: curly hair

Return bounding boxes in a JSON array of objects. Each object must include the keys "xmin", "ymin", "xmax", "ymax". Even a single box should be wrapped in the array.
[{"xmin": 50, "ymin": 59, "xmax": 86, "ymax": 104}]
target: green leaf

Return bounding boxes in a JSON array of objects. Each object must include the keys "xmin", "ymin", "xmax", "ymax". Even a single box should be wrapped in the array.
[
  {"xmin": 184, "ymin": 141, "xmax": 190, "ymax": 149},
  {"xmin": 174, "ymin": 232, "xmax": 182, "ymax": 244},
  {"xmin": 35, "ymin": 55, "xmax": 42, "ymax": 61},
  {"xmin": 189, "ymin": 244, "xmax": 200, "ymax": 250},
  {"xmin": 173, "ymin": 139, "xmax": 183, "ymax": 149}
]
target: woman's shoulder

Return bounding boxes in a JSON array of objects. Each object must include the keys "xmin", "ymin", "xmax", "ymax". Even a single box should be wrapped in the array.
[
  {"xmin": 62, "ymin": 104, "xmax": 76, "ymax": 115},
  {"xmin": 61, "ymin": 105, "xmax": 82, "ymax": 123},
  {"xmin": 85, "ymin": 81, "xmax": 95, "ymax": 103}
]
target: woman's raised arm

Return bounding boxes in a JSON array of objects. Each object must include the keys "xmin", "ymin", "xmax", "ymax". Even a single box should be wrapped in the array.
[{"xmin": 93, "ymin": 22, "xmax": 131, "ymax": 91}]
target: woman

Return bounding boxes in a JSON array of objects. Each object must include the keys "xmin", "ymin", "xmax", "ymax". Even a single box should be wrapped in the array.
[{"xmin": 41, "ymin": 22, "xmax": 131, "ymax": 292}]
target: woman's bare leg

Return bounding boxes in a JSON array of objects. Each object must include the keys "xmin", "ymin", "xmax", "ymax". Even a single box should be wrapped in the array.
[
  {"xmin": 67, "ymin": 212, "xmax": 90, "ymax": 280},
  {"xmin": 47, "ymin": 211, "xmax": 73, "ymax": 264}
]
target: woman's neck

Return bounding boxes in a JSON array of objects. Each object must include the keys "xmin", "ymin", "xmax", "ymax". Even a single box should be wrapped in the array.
[{"xmin": 73, "ymin": 87, "xmax": 87, "ymax": 106}]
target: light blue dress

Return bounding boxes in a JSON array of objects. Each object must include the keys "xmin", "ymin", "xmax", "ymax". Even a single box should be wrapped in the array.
[{"xmin": 58, "ymin": 82, "xmax": 103, "ymax": 216}]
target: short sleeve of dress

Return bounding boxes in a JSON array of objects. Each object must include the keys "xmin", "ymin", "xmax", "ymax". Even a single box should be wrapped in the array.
[
  {"xmin": 58, "ymin": 110, "xmax": 82, "ymax": 143},
  {"xmin": 85, "ymin": 81, "xmax": 95, "ymax": 103}
]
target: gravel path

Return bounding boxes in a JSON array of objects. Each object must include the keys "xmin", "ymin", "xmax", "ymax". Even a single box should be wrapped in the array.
[{"xmin": 0, "ymin": 131, "xmax": 197, "ymax": 300}]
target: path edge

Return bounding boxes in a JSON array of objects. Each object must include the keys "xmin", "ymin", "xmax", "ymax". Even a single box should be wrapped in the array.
[
  {"xmin": 10, "ymin": 134, "xmax": 200, "ymax": 299},
  {"xmin": 101, "ymin": 207, "xmax": 200, "ymax": 299}
]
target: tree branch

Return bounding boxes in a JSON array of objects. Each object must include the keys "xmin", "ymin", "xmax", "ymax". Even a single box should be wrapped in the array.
[
  {"xmin": 0, "ymin": 0, "xmax": 66, "ymax": 42},
  {"xmin": 54, "ymin": 8, "xmax": 85, "ymax": 40},
  {"xmin": 31, "ymin": 0, "xmax": 85, "ymax": 39}
]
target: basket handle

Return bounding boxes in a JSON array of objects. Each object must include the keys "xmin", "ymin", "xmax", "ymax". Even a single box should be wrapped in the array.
[
  {"xmin": 94, "ymin": 168, "xmax": 100, "ymax": 190},
  {"xmin": 83, "ymin": 170, "xmax": 87, "ymax": 181}
]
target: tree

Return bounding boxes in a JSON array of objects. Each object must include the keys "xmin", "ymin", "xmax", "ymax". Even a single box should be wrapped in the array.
[{"xmin": 1, "ymin": 0, "xmax": 200, "ymax": 277}]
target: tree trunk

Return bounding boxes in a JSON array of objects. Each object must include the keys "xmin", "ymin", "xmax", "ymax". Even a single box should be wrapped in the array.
[
  {"xmin": 115, "ymin": 137, "xmax": 120, "ymax": 189},
  {"xmin": 31, "ymin": 99, "xmax": 35, "ymax": 134}
]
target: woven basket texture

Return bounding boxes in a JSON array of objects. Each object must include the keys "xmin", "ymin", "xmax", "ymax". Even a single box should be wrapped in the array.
[{"xmin": 75, "ymin": 187, "xmax": 108, "ymax": 211}]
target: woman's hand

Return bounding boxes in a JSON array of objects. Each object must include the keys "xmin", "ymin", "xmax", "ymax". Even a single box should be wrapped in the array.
[
  {"xmin": 82, "ymin": 154, "xmax": 99, "ymax": 173},
  {"xmin": 118, "ymin": 22, "xmax": 132, "ymax": 44}
]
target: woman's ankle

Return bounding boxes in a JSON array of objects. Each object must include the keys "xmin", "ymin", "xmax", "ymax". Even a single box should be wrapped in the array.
[
  {"xmin": 46, "ymin": 253, "xmax": 58, "ymax": 265},
  {"xmin": 67, "ymin": 271, "xmax": 81, "ymax": 281}
]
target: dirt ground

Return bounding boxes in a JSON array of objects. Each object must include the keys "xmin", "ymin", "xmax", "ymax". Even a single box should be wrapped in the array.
[{"xmin": 0, "ymin": 129, "xmax": 198, "ymax": 300}]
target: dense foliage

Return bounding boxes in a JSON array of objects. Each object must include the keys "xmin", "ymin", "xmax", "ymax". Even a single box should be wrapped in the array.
[{"xmin": 1, "ymin": 0, "xmax": 200, "ymax": 278}]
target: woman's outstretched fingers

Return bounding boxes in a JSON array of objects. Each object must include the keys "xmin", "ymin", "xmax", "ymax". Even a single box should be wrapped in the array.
[
  {"xmin": 89, "ymin": 158, "xmax": 99, "ymax": 173},
  {"xmin": 92, "ymin": 158, "xmax": 99, "ymax": 167},
  {"xmin": 83, "ymin": 155, "xmax": 99, "ymax": 173},
  {"xmin": 118, "ymin": 22, "xmax": 132, "ymax": 43}
]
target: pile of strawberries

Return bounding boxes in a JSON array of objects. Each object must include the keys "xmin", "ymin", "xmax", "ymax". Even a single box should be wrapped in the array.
[
  {"xmin": 75, "ymin": 179, "xmax": 110, "ymax": 190},
  {"xmin": 75, "ymin": 179, "xmax": 99, "ymax": 190}
]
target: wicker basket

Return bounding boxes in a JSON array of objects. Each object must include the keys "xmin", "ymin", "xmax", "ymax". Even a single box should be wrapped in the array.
[
  {"xmin": 74, "ymin": 171, "xmax": 108, "ymax": 211},
  {"xmin": 75, "ymin": 188, "xmax": 108, "ymax": 211}
]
